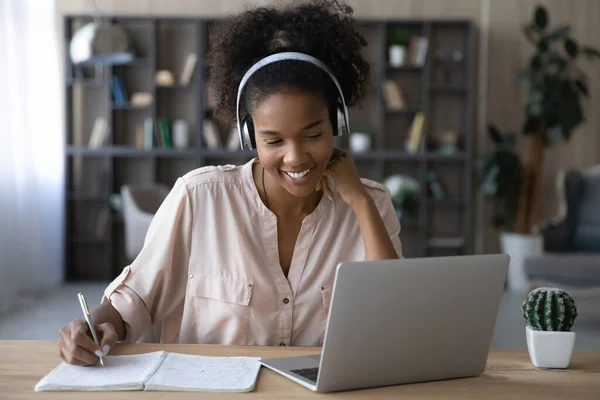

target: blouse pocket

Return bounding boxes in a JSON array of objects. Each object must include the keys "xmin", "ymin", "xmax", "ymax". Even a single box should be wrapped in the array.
[
  {"xmin": 187, "ymin": 275, "xmax": 254, "ymax": 345},
  {"xmin": 319, "ymin": 284, "xmax": 333, "ymax": 346}
]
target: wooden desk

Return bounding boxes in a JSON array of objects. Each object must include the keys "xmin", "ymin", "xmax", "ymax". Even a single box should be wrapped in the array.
[{"xmin": 1, "ymin": 340, "xmax": 599, "ymax": 399}]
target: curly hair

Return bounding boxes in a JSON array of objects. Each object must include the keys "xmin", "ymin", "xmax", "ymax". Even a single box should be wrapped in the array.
[{"xmin": 207, "ymin": 0, "xmax": 370, "ymax": 125}]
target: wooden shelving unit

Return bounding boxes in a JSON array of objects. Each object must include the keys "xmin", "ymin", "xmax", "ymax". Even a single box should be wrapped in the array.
[{"xmin": 63, "ymin": 15, "xmax": 476, "ymax": 281}]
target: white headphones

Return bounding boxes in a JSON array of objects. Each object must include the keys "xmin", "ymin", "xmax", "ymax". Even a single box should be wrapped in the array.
[{"xmin": 236, "ymin": 52, "xmax": 351, "ymax": 150}]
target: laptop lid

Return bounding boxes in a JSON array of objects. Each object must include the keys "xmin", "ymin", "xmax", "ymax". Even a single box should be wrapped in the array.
[{"xmin": 316, "ymin": 254, "xmax": 509, "ymax": 393}]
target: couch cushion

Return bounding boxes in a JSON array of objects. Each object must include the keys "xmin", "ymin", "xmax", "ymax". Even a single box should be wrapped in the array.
[
  {"xmin": 572, "ymin": 169, "xmax": 600, "ymax": 251},
  {"xmin": 524, "ymin": 254, "xmax": 600, "ymax": 286}
]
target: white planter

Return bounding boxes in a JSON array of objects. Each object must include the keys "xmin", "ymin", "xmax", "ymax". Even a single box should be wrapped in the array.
[
  {"xmin": 389, "ymin": 45, "xmax": 406, "ymax": 67},
  {"xmin": 349, "ymin": 133, "xmax": 372, "ymax": 153},
  {"xmin": 526, "ymin": 326, "xmax": 575, "ymax": 369},
  {"xmin": 499, "ymin": 232, "xmax": 543, "ymax": 292}
]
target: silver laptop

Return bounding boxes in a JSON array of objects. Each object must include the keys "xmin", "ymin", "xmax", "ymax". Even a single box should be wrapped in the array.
[{"xmin": 260, "ymin": 254, "xmax": 509, "ymax": 393}]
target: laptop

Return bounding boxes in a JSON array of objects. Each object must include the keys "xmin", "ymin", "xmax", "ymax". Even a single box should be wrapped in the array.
[{"xmin": 260, "ymin": 254, "xmax": 509, "ymax": 393}]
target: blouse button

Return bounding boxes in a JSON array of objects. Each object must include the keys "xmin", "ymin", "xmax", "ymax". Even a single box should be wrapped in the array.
[
  {"xmin": 283, "ymin": 298, "xmax": 290, "ymax": 304},
  {"xmin": 189, "ymin": 274, "xmax": 194, "ymax": 279}
]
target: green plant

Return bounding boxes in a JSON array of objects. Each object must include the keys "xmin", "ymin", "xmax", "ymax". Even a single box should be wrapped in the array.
[
  {"xmin": 522, "ymin": 287, "xmax": 578, "ymax": 331},
  {"xmin": 480, "ymin": 4, "xmax": 600, "ymax": 233},
  {"xmin": 389, "ymin": 31, "xmax": 409, "ymax": 47}
]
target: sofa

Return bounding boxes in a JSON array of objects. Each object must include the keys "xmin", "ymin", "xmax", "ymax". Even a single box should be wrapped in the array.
[{"xmin": 524, "ymin": 165, "xmax": 600, "ymax": 293}]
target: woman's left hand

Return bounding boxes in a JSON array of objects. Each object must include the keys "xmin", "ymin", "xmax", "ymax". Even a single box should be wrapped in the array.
[{"xmin": 315, "ymin": 150, "xmax": 369, "ymax": 208}]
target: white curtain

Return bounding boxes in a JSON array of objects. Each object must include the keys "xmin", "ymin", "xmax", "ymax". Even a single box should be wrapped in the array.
[{"xmin": 0, "ymin": 0, "xmax": 64, "ymax": 314}]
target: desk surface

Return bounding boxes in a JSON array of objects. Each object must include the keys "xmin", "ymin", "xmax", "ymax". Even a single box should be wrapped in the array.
[{"xmin": 1, "ymin": 340, "xmax": 599, "ymax": 399}]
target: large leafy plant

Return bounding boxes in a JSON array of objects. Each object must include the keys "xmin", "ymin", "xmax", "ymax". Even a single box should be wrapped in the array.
[{"xmin": 481, "ymin": 4, "xmax": 599, "ymax": 233}]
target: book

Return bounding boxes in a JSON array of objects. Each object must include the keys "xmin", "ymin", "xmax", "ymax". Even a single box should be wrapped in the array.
[
  {"xmin": 34, "ymin": 351, "xmax": 261, "ymax": 393},
  {"xmin": 404, "ymin": 112, "xmax": 425, "ymax": 154},
  {"xmin": 179, "ymin": 53, "xmax": 198, "ymax": 85},
  {"xmin": 111, "ymin": 75, "xmax": 128, "ymax": 106},
  {"xmin": 158, "ymin": 117, "xmax": 173, "ymax": 148},
  {"xmin": 382, "ymin": 80, "xmax": 406, "ymax": 110}
]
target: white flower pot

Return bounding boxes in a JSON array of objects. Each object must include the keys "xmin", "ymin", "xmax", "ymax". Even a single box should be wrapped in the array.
[
  {"xmin": 389, "ymin": 45, "xmax": 406, "ymax": 67},
  {"xmin": 499, "ymin": 232, "xmax": 543, "ymax": 292},
  {"xmin": 526, "ymin": 326, "xmax": 575, "ymax": 369},
  {"xmin": 349, "ymin": 133, "xmax": 372, "ymax": 153}
]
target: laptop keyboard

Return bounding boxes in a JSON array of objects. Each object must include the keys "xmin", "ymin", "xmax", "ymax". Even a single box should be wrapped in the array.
[{"xmin": 290, "ymin": 367, "xmax": 319, "ymax": 383}]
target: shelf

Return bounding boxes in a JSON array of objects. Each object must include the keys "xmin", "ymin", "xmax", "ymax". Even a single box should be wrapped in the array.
[
  {"xmin": 426, "ymin": 152, "xmax": 466, "ymax": 161},
  {"xmin": 157, "ymin": 84, "xmax": 193, "ymax": 90},
  {"xmin": 430, "ymin": 84, "xmax": 467, "ymax": 93},
  {"xmin": 426, "ymin": 237, "xmax": 466, "ymax": 248},
  {"xmin": 67, "ymin": 146, "xmax": 196, "ymax": 157},
  {"xmin": 202, "ymin": 149, "xmax": 257, "ymax": 158},
  {"xmin": 385, "ymin": 108, "xmax": 421, "ymax": 115},
  {"xmin": 67, "ymin": 237, "xmax": 108, "ymax": 245},
  {"xmin": 386, "ymin": 65, "xmax": 423, "ymax": 72},
  {"xmin": 67, "ymin": 194, "xmax": 107, "ymax": 201},
  {"xmin": 112, "ymin": 103, "xmax": 150, "ymax": 110},
  {"xmin": 67, "ymin": 79, "xmax": 104, "ymax": 88},
  {"xmin": 118, "ymin": 58, "xmax": 150, "ymax": 67},
  {"xmin": 427, "ymin": 198, "xmax": 464, "ymax": 208}
]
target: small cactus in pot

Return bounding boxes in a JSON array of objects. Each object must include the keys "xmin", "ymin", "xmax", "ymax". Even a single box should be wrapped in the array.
[{"xmin": 522, "ymin": 287, "xmax": 578, "ymax": 369}]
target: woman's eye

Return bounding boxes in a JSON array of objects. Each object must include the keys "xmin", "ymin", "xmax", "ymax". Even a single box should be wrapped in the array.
[
  {"xmin": 306, "ymin": 133, "xmax": 322, "ymax": 139},
  {"xmin": 265, "ymin": 139, "xmax": 282, "ymax": 145}
]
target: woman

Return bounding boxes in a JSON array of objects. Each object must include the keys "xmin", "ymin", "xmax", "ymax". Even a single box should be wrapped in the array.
[{"xmin": 58, "ymin": 0, "xmax": 402, "ymax": 366}]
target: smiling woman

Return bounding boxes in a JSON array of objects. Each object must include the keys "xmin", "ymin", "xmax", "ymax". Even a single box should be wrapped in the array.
[{"xmin": 57, "ymin": 0, "xmax": 403, "ymax": 366}]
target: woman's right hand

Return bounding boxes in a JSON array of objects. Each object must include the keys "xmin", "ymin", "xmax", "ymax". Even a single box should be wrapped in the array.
[{"xmin": 58, "ymin": 320, "xmax": 119, "ymax": 366}]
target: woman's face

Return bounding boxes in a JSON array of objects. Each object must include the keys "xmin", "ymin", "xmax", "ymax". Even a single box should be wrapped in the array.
[{"xmin": 251, "ymin": 90, "xmax": 334, "ymax": 199}]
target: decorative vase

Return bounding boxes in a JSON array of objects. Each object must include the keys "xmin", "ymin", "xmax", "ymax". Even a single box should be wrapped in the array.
[
  {"xmin": 499, "ymin": 232, "xmax": 543, "ymax": 292},
  {"xmin": 172, "ymin": 119, "xmax": 190, "ymax": 149},
  {"xmin": 349, "ymin": 132, "xmax": 372, "ymax": 153},
  {"xmin": 526, "ymin": 326, "xmax": 575, "ymax": 368},
  {"xmin": 389, "ymin": 45, "xmax": 406, "ymax": 67}
]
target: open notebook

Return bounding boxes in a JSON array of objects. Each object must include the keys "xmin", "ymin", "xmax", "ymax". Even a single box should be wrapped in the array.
[{"xmin": 34, "ymin": 351, "xmax": 261, "ymax": 392}]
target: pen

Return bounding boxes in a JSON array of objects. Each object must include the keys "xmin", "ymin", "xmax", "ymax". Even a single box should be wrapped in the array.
[{"xmin": 78, "ymin": 292, "xmax": 104, "ymax": 366}]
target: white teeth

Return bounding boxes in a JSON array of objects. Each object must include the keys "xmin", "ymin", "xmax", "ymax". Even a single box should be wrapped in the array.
[{"xmin": 286, "ymin": 169, "xmax": 310, "ymax": 179}]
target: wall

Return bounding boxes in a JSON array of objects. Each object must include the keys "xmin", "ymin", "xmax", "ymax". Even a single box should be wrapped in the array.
[{"xmin": 55, "ymin": 0, "xmax": 600, "ymax": 253}]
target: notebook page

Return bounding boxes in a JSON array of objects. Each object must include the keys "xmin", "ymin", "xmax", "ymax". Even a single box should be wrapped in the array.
[
  {"xmin": 144, "ymin": 352, "xmax": 262, "ymax": 392},
  {"xmin": 34, "ymin": 351, "xmax": 167, "ymax": 392}
]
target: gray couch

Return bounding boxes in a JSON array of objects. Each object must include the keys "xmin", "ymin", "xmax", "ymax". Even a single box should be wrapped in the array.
[{"xmin": 524, "ymin": 165, "xmax": 600, "ymax": 290}]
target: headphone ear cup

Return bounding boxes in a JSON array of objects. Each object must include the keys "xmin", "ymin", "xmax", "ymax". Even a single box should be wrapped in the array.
[
  {"xmin": 336, "ymin": 106, "xmax": 347, "ymax": 136},
  {"xmin": 242, "ymin": 116, "xmax": 256, "ymax": 149}
]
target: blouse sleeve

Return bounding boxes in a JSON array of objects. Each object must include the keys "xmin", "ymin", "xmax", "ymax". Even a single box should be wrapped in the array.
[
  {"xmin": 101, "ymin": 178, "xmax": 193, "ymax": 342},
  {"xmin": 377, "ymin": 186, "xmax": 403, "ymax": 258}
]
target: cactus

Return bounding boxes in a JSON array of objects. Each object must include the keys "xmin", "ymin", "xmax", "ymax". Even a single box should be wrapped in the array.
[{"xmin": 522, "ymin": 287, "xmax": 578, "ymax": 331}]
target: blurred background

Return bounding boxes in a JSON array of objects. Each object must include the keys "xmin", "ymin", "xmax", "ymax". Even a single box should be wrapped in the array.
[{"xmin": 1, "ymin": 0, "xmax": 599, "ymax": 350}]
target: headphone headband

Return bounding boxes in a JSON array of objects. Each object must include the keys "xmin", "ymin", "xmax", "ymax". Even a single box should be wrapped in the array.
[{"xmin": 236, "ymin": 52, "xmax": 350, "ymax": 149}]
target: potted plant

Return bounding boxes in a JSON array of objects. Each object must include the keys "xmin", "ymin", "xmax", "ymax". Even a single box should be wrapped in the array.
[
  {"xmin": 388, "ymin": 31, "xmax": 409, "ymax": 67},
  {"xmin": 522, "ymin": 287, "xmax": 578, "ymax": 369},
  {"xmin": 480, "ymin": 5, "xmax": 599, "ymax": 290},
  {"xmin": 349, "ymin": 124, "xmax": 373, "ymax": 153},
  {"xmin": 383, "ymin": 174, "xmax": 420, "ymax": 221}
]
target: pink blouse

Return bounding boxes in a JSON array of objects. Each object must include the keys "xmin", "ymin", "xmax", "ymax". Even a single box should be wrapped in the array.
[{"xmin": 102, "ymin": 158, "xmax": 402, "ymax": 346}]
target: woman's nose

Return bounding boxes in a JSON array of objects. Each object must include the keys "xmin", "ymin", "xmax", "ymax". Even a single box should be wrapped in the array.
[{"xmin": 283, "ymin": 143, "xmax": 308, "ymax": 167}]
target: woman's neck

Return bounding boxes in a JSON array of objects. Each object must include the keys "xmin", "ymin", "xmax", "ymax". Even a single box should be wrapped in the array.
[{"xmin": 254, "ymin": 162, "xmax": 321, "ymax": 220}]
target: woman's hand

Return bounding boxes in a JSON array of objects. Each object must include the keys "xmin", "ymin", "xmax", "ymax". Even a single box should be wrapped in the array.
[
  {"xmin": 58, "ymin": 319, "xmax": 118, "ymax": 366},
  {"xmin": 315, "ymin": 150, "xmax": 369, "ymax": 208}
]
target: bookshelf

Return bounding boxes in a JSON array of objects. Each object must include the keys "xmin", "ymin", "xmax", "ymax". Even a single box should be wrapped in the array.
[{"xmin": 63, "ymin": 16, "xmax": 476, "ymax": 281}]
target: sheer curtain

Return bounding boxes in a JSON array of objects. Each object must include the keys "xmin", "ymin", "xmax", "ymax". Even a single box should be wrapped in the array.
[{"xmin": 0, "ymin": 0, "xmax": 64, "ymax": 314}]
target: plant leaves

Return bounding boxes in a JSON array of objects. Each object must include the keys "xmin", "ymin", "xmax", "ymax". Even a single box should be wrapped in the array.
[
  {"xmin": 544, "ymin": 25, "xmax": 570, "ymax": 41},
  {"xmin": 582, "ymin": 46, "xmax": 600, "ymax": 60},
  {"xmin": 534, "ymin": 6, "xmax": 548, "ymax": 30},
  {"xmin": 523, "ymin": 115, "xmax": 540, "ymax": 134},
  {"xmin": 538, "ymin": 39, "xmax": 549, "ymax": 52},
  {"xmin": 575, "ymin": 79, "xmax": 588, "ymax": 96},
  {"xmin": 523, "ymin": 24, "xmax": 537, "ymax": 45},
  {"xmin": 488, "ymin": 124, "xmax": 503, "ymax": 144},
  {"xmin": 564, "ymin": 38, "xmax": 579, "ymax": 57}
]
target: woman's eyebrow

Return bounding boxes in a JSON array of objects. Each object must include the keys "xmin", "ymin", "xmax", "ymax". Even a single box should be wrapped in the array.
[{"xmin": 258, "ymin": 119, "xmax": 324, "ymax": 135}]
